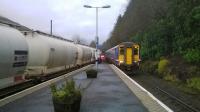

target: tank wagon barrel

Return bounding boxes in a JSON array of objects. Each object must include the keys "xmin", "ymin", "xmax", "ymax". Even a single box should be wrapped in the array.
[
  {"xmin": 0, "ymin": 24, "xmax": 96, "ymax": 89},
  {"xmin": 0, "ymin": 25, "xmax": 28, "ymax": 79}
]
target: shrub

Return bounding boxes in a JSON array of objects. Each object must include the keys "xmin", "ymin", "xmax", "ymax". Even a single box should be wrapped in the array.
[
  {"xmin": 140, "ymin": 61, "xmax": 158, "ymax": 74},
  {"xmin": 187, "ymin": 66, "xmax": 200, "ymax": 77},
  {"xmin": 50, "ymin": 80, "xmax": 81, "ymax": 112},
  {"xmin": 164, "ymin": 74, "xmax": 179, "ymax": 82},
  {"xmin": 184, "ymin": 49, "xmax": 200, "ymax": 64},
  {"xmin": 158, "ymin": 59, "xmax": 170, "ymax": 75},
  {"xmin": 187, "ymin": 77, "xmax": 200, "ymax": 91}
]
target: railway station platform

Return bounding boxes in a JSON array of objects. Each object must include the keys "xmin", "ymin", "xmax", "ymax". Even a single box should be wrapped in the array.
[
  {"xmin": 75, "ymin": 64, "xmax": 147, "ymax": 112},
  {"xmin": 0, "ymin": 64, "xmax": 172, "ymax": 112}
]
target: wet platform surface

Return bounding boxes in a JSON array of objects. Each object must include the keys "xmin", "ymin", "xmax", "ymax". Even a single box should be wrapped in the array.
[
  {"xmin": 0, "ymin": 64, "xmax": 148, "ymax": 112},
  {"xmin": 76, "ymin": 64, "xmax": 147, "ymax": 112}
]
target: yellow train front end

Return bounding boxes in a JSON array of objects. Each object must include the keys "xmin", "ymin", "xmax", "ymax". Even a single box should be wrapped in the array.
[{"xmin": 118, "ymin": 42, "xmax": 140, "ymax": 71}]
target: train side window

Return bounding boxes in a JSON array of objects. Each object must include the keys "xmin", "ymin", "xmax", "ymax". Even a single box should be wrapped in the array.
[
  {"xmin": 134, "ymin": 48, "xmax": 138, "ymax": 55},
  {"xmin": 120, "ymin": 47, "xmax": 124, "ymax": 55}
]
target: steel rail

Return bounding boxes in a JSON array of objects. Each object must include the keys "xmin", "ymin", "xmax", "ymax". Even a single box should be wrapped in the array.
[
  {"xmin": 0, "ymin": 80, "xmax": 34, "ymax": 99},
  {"xmin": 0, "ymin": 64, "xmax": 88, "ymax": 100},
  {"xmin": 156, "ymin": 87, "xmax": 200, "ymax": 112}
]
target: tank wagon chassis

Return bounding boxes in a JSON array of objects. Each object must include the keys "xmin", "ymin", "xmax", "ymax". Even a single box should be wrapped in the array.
[
  {"xmin": 25, "ymin": 61, "xmax": 89, "ymax": 83},
  {"xmin": 0, "ymin": 64, "xmax": 91, "ymax": 99}
]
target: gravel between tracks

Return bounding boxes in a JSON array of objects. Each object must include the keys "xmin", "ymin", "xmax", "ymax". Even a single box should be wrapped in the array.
[{"xmin": 131, "ymin": 73, "xmax": 200, "ymax": 112}]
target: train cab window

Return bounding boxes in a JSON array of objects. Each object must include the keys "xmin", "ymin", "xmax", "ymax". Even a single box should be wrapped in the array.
[
  {"xmin": 134, "ymin": 48, "xmax": 138, "ymax": 55},
  {"xmin": 119, "ymin": 47, "xmax": 124, "ymax": 55}
]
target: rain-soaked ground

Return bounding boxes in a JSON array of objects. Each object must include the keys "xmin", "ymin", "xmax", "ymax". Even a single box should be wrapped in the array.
[{"xmin": 0, "ymin": 64, "xmax": 147, "ymax": 112}]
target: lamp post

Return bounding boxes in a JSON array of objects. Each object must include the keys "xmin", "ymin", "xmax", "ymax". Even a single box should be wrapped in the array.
[{"xmin": 84, "ymin": 5, "xmax": 111, "ymax": 70}]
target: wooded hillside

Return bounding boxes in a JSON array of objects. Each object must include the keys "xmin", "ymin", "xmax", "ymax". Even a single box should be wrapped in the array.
[{"xmin": 102, "ymin": 0, "xmax": 200, "ymax": 64}]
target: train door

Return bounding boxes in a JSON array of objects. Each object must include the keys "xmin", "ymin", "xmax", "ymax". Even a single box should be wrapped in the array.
[
  {"xmin": 115, "ymin": 48, "xmax": 118, "ymax": 64},
  {"xmin": 126, "ymin": 47, "xmax": 132, "ymax": 65},
  {"xmin": 133, "ymin": 45, "xmax": 139, "ymax": 62},
  {"xmin": 119, "ymin": 46, "xmax": 124, "ymax": 64}
]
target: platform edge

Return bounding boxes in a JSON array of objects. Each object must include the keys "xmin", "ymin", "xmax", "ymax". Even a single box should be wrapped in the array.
[
  {"xmin": 0, "ymin": 64, "xmax": 93, "ymax": 107},
  {"xmin": 110, "ymin": 64, "xmax": 173, "ymax": 112}
]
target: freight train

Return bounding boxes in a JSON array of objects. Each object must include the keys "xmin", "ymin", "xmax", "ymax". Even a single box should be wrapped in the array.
[
  {"xmin": 105, "ymin": 42, "xmax": 141, "ymax": 71},
  {"xmin": 0, "ymin": 23, "xmax": 96, "ymax": 89}
]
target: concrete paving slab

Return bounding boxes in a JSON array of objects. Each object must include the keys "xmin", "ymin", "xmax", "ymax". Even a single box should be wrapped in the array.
[{"xmin": 0, "ymin": 86, "xmax": 54, "ymax": 112}]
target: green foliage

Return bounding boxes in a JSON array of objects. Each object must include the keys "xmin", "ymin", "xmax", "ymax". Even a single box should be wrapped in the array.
[
  {"xmin": 140, "ymin": 60, "xmax": 158, "ymax": 74},
  {"xmin": 187, "ymin": 77, "xmax": 200, "ymax": 91},
  {"xmin": 102, "ymin": 0, "xmax": 200, "ymax": 65},
  {"xmin": 158, "ymin": 59, "xmax": 170, "ymax": 75},
  {"xmin": 164, "ymin": 74, "xmax": 179, "ymax": 82},
  {"xmin": 64, "ymin": 80, "xmax": 75, "ymax": 93},
  {"xmin": 50, "ymin": 80, "xmax": 81, "ymax": 104},
  {"xmin": 102, "ymin": 0, "xmax": 168, "ymax": 51},
  {"xmin": 184, "ymin": 49, "xmax": 200, "ymax": 63},
  {"xmin": 50, "ymin": 84, "xmax": 57, "ymax": 94},
  {"xmin": 190, "ymin": 6, "xmax": 200, "ymax": 30},
  {"xmin": 187, "ymin": 66, "xmax": 200, "ymax": 77}
]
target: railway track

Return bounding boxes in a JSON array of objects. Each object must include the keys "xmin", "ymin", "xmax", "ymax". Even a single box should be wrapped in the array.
[
  {"xmin": 156, "ymin": 87, "xmax": 200, "ymax": 112},
  {"xmin": 0, "ymin": 65, "xmax": 85, "ymax": 100},
  {"xmin": 0, "ymin": 64, "xmax": 93, "ymax": 107},
  {"xmin": 0, "ymin": 80, "xmax": 34, "ymax": 99},
  {"xmin": 124, "ymin": 69, "xmax": 200, "ymax": 112},
  {"xmin": 112, "ymin": 65, "xmax": 200, "ymax": 112},
  {"xmin": 0, "ymin": 72, "xmax": 67, "ymax": 100}
]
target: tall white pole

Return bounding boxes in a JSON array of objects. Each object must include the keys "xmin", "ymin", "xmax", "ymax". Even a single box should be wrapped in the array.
[
  {"xmin": 83, "ymin": 5, "xmax": 110, "ymax": 70},
  {"xmin": 95, "ymin": 8, "xmax": 99, "ymax": 70},
  {"xmin": 50, "ymin": 20, "xmax": 53, "ymax": 35}
]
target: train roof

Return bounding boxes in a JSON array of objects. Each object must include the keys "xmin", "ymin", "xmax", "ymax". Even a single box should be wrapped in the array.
[
  {"xmin": 119, "ymin": 42, "xmax": 138, "ymax": 45},
  {"xmin": 0, "ymin": 16, "xmax": 31, "ymax": 31},
  {"xmin": 106, "ymin": 42, "xmax": 139, "ymax": 52},
  {"xmin": 34, "ymin": 30, "xmax": 74, "ymax": 43},
  {"xmin": 24, "ymin": 30, "xmax": 93, "ymax": 48}
]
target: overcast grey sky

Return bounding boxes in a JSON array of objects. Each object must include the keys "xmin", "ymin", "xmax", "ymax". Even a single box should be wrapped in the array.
[{"xmin": 0, "ymin": 0, "xmax": 129, "ymax": 44}]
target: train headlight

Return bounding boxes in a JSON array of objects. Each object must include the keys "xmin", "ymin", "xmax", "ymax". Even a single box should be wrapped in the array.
[{"xmin": 119, "ymin": 61, "xmax": 124, "ymax": 63}]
